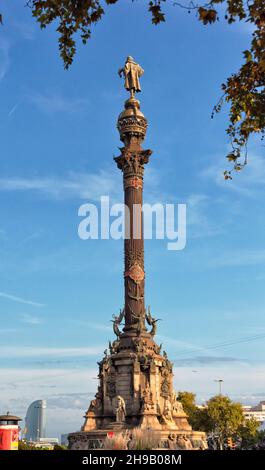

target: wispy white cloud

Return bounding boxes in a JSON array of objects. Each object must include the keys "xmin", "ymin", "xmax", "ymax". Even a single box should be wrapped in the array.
[
  {"xmin": 210, "ymin": 249, "xmax": 265, "ymax": 268},
  {"xmin": 186, "ymin": 194, "xmax": 225, "ymax": 238},
  {"xmin": 19, "ymin": 231, "xmax": 43, "ymax": 245},
  {"xmin": 0, "ymin": 39, "xmax": 10, "ymax": 81},
  {"xmin": 0, "ymin": 170, "xmax": 120, "ymax": 201},
  {"xmin": 8, "ymin": 101, "xmax": 21, "ymax": 118},
  {"xmin": 0, "ymin": 291, "xmax": 44, "ymax": 307},
  {"xmin": 0, "ymin": 346, "xmax": 103, "ymax": 358},
  {"xmin": 0, "ymin": 368, "xmax": 97, "ymax": 392},
  {"xmin": 0, "ymin": 328, "xmax": 19, "ymax": 334},
  {"xmin": 156, "ymin": 334, "xmax": 211, "ymax": 356},
  {"xmin": 72, "ymin": 320, "xmax": 112, "ymax": 332},
  {"xmin": 12, "ymin": 20, "xmax": 36, "ymax": 41},
  {"xmin": 47, "ymin": 392, "xmax": 94, "ymax": 410},
  {"xmin": 139, "ymin": 171, "xmax": 226, "ymax": 240},
  {"xmin": 201, "ymin": 153, "xmax": 265, "ymax": 197},
  {"xmin": 7, "ymin": 91, "xmax": 89, "ymax": 118},
  {"xmin": 173, "ymin": 355, "xmax": 246, "ymax": 366},
  {"xmin": 27, "ymin": 92, "xmax": 89, "ymax": 115},
  {"xmin": 19, "ymin": 313, "xmax": 42, "ymax": 325},
  {"xmin": 0, "ymin": 169, "xmax": 227, "ymax": 244}
]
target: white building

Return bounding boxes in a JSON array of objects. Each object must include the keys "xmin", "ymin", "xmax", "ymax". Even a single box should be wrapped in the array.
[
  {"xmin": 243, "ymin": 401, "xmax": 265, "ymax": 427},
  {"xmin": 24, "ymin": 399, "xmax": 46, "ymax": 441}
]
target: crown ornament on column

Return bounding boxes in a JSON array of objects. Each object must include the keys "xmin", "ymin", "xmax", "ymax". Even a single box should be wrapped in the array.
[{"xmin": 117, "ymin": 56, "xmax": 148, "ymax": 143}]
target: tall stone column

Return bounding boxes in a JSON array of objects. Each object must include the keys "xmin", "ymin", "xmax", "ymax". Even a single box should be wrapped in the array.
[
  {"xmin": 68, "ymin": 58, "xmax": 207, "ymax": 450},
  {"xmin": 115, "ymin": 97, "xmax": 152, "ymax": 334}
]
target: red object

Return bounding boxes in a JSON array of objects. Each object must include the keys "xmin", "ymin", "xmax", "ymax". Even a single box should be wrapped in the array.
[
  {"xmin": 0, "ymin": 427, "xmax": 19, "ymax": 450},
  {"xmin": 124, "ymin": 177, "xmax": 142, "ymax": 190},
  {"xmin": 0, "ymin": 414, "xmax": 21, "ymax": 450},
  {"xmin": 107, "ymin": 432, "xmax": 114, "ymax": 438},
  {"xmin": 124, "ymin": 263, "xmax": 145, "ymax": 284}
]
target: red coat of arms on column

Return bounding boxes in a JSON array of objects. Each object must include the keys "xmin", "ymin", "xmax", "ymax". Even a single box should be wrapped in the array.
[{"xmin": 125, "ymin": 263, "xmax": 145, "ymax": 283}]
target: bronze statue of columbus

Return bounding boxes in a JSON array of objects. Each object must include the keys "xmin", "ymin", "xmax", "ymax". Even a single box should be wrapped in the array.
[{"xmin": 118, "ymin": 56, "xmax": 144, "ymax": 98}]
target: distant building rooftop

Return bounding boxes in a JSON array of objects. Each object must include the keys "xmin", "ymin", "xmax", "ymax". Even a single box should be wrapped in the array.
[{"xmin": 0, "ymin": 414, "xmax": 22, "ymax": 422}]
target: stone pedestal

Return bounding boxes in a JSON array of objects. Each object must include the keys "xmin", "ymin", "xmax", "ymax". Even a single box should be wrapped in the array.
[
  {"xmin": 68, "ymin": 331, "xmax": 207, "ymax": 450},
  {"xmin": 139, "ymin": 411, "xmax": 161, "ymax": 429}
]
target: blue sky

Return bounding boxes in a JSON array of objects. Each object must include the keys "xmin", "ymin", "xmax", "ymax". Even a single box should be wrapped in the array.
[{"xmin": 0, "ymin": 1, "xmax": 265, "ymax": 437}]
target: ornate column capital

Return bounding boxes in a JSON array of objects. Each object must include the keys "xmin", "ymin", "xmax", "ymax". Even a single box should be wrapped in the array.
[{"xmin": 114, "ymin": 148, "xmax": 152, "ymax": 178}]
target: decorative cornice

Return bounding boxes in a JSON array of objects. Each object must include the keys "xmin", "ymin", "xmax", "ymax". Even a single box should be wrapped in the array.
[{"xmin": 117, "ymin": 115, "xmax": 148, "ymax": 141}]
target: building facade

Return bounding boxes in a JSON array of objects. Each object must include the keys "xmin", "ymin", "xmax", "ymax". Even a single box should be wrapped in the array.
[
  {"xmin": 243, "ymin": 401, "xmax": 265, "ymax": 427},
  {"xmin": 24, "ymin": 399, "xmax": 46, "ymax": 441}
]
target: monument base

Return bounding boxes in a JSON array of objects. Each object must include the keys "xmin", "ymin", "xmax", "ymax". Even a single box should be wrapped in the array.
[
  {"xmin": 68, "ymin": 427, "xmax": 207, "ymax": 450},
  {"xmin": 68, "ymin": 331, "xmax": 207, "ymax": 450}
]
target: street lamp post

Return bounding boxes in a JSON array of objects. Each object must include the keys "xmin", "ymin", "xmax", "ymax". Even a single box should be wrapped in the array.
[{"xmin": 215, "ymin": 379, "xmax": 224, "ymax": 395}]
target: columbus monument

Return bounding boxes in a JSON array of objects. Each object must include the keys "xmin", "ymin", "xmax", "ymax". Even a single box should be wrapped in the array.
[{"xmin": 68, "ymin": 57, "xmax": 206, "ymax": 450}]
